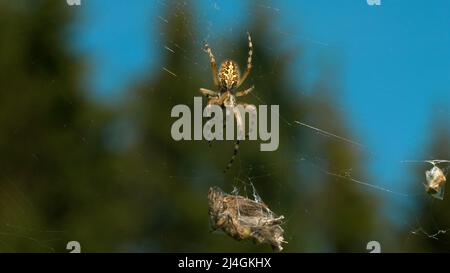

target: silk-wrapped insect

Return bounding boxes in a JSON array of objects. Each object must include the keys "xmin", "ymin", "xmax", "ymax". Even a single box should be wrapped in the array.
[
  {"xmin": 425, "ymin": 165, "xmax": 447, "ymax": 200},
  {"xmin": 208, "ymin": 186, "xmax": 286, "ymax": 251}
]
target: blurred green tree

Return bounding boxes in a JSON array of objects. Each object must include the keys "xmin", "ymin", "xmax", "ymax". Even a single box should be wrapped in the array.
[{"xmin": 0, "ymin": 0, "xmax": 134, "ymax": 251}]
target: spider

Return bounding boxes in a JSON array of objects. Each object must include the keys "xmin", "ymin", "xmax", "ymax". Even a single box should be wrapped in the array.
[{"xmin": 199, "ymin": 32, "xmax": 257, "ymax": 172}]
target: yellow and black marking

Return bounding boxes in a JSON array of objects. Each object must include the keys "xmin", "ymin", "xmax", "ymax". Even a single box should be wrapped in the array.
[
  {"xmin": 224, "ymin": 131, "xmax": 250, "ymax": 173},
  {"xmin": 203, "ymin": 41, "xmax": 219, "ymax": 87},
  {"xmin": 219, "ymin": 60, "xmax": 240, "ymax": 91},
  {"xmin": 224, "ymin": 140, "xmax": 241, "ymax": 172},
  {"xmin": 246, "ymin": 32, "xmax": 253, "ymax": 71},
  {"xmin": 238, "ymin": 32, "xmax": 253, "ymax": 87}
]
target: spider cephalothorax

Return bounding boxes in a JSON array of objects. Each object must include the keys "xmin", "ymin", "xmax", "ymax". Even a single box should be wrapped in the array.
[{"xmin": 199, "ymin": 32, "xmax": 256, "ymax": 172}]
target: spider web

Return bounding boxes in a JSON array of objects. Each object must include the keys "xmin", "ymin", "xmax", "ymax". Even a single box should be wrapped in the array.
[
  {"xmin": 229, "ymin": 117, "xmax": 450, "ymax": 248},
  {"xmin": 3, "ymin": 0, "xmax": 449, "ymax": 253},
  {"xmin": 154, "ymin": 0, "xmax": 450, "ymax": 252}
]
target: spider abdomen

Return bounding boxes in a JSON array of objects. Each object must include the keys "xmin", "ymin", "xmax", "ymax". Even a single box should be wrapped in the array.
[{"xmin": 218, "ymin": 60, "xmax": 240, "ymax": 91}]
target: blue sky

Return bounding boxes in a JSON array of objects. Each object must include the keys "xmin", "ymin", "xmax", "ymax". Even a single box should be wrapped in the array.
[{"xmin": 73, "ymin": 0, "xmax": 450, "ymax": 215}]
